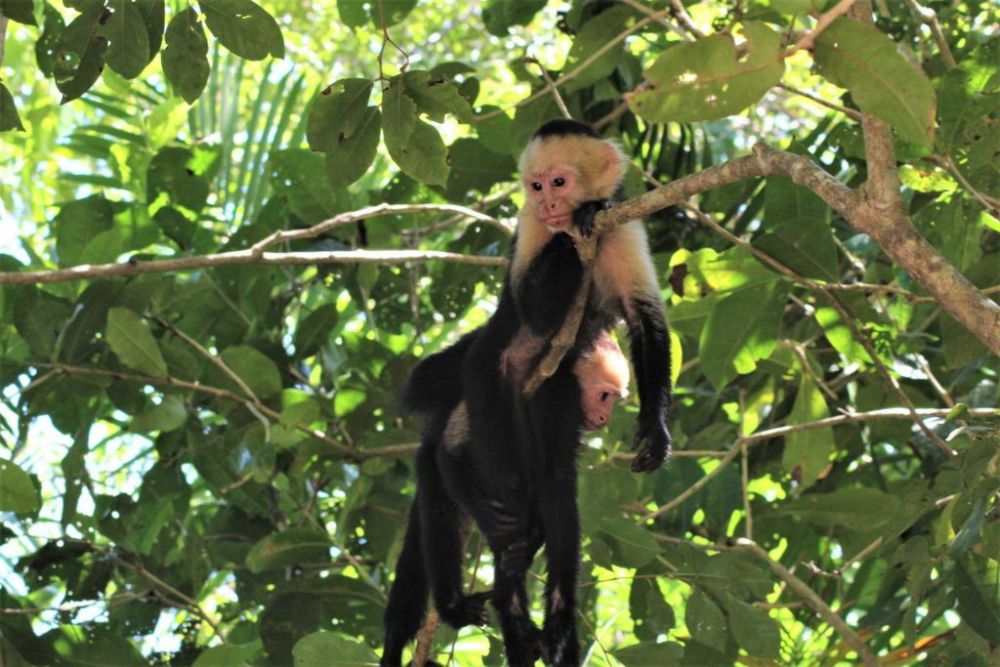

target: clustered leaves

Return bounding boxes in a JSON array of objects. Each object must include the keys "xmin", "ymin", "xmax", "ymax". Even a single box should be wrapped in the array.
[{"xmin": 0, "ymin": 1, "xmax": 999, "ymax": 666}]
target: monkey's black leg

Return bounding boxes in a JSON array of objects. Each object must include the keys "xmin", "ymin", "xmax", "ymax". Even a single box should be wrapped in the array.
[
  {"xmin": 626, "ymin": 296, "xmax": 673, "ymax": 472},
  {"xmin": 527, "ymin": 375, "xmax": 583, "ymax": 666},
  {"xmin": 418, "ymin": 440, "xmax": 490, "ymax": 629},
  {"xmin": 381, "ymin": 501, "xmax": 428, "ymax": 667},
  {"xmin": 490, "ymin": 530, "xmax": 544, "ymax": 666}
]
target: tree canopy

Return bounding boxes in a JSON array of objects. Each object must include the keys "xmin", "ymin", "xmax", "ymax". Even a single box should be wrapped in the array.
[{"xmin": 1, "ymin": 0, "xmax": 998, "ymax": 665}]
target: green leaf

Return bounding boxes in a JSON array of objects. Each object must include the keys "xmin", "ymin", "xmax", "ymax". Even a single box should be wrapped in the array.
[
  {"xmin": 199, "ymin": 0, "xmax": 284, "ymax": 60},
  {"xmin": 135, "ymin": 0, "xmax": 165, "ymax": 61},
  {"xmin": 162, "ymin": 8, "xmax": 210, "ymax": 104},
  {"xmin": 482, "ymin": 0, "xmax": 545, "ymax": 36},
  {"xmin": 0, "ymin": 0, "xmax": 37, "ymax": 25},
  {"xmin": 630, "ymin": 22, "xmax": 785, "ymax": 123},
  {"xmin": 385, "ymin": 117, "xmax": 450, "ymax": 186},
  {"xmin": 0, "ymin": 459, "xmax": 40, "ymax": 514},
  {"xmin": 323, "ymin": 107, "xmax": 382, "ymax": 190},
  {"xmin": 102, "ymin": 0, "xmax": 151, "ymax": 79},
  {"xmin": 781, "ymin": 487, "xmax": 902, "ymax": 530},
  {"xmin": 337, "ymin": 0, "xmax": 366, "ymax": 28},
  {"xmin": 400, "ymin": 70, "xmax": 473, "ymax": 123},
  {"xmin": 782, "ymin": 374, "xmax": 834, "ymax": 488},
  {"xmin": 685, "ymin": 589, "xmax": 727, "ymax": 648},
  {"xmin": 307, "ymin": 78, "xmax": 374, "ymax": 153},
  {"xmin": 130, "ymin": 395, "xmax": 188, "ymax": 433},
  {"xmin": 699, "ymin": 281, "xmax": 786, "ymax": 389},
  {"xmin": 293, "ymin": 304, "xmax": 339, "ymax": 358},
  {"xmin": 246, "ymin": 527, "xmax": 330, "ymax": 573},
  {"xmin": 366, "ymin": 0, "xmax": 416, "ymax": 27},
  {"xmin": 106, "ymin": 307, "xmax": 168, "ymax": 377},
  {"xmin": 381, "ymin": 76, "xmax": 417, "ymax": 145},
  {"xmin": 613, "ymin": 641, "xmax": 684, "ymax": 667},
  {"xmin": 814, "ymin": 18, "xmax": 936, "ymax": 147},
  {"xmin": 0, "ymin": 82, "xmax": 25, "ymax": 131},
  {"xmin": 218, "ymin": 345, "xmax": 283, "ymax": 399},
  {"xmin": 54, "ymin": 195, "xmax": 116, "ymax": 267},
  {"xmin": 630, "ymin": 576, "xmax": 675, "ymax": 640},
  {"xmin": 193, "ymin": 642, "xmax": 261, "ymax": 667},
  {"xmin": 13, "ymin": 288, "xmax": 72, "ymax": 358},
  {"xmin": 597, "ymin": 517, "xmax": 661, "ymax": 568},
  {"xmin": 564, "ymin": 5, "xmax": 633, "ymax": 93},
  {"xmin": 292, "ymin": 632, "xmax": 379, "ymax": 666},
  {"xmin": 53, "ymin": 3, "xmax": 109, "ymax": 102},
  {"xmin": 727, "ymin": 598, "xmax": 780, "ymax": 658},
  {"xmin": 755, "ymin": 176, "xmax": 838, "ymax": 281},
  {"xmin": 955, "ymin": 554, "xmax": 1000, "ymax": 644},
  {"xmin": 444, "ymin": 138, "xmax": 516, "ymax": 200}
]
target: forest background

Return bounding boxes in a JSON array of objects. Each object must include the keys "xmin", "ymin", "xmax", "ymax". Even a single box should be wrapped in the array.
[{"xmin": 1, "ymin": 0, "xmax": 999, "ymax": 664}]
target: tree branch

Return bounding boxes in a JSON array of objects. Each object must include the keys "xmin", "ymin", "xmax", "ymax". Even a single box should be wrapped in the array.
[{"xmin": 731, "ymin": 539, "xmax": 879, "ymax": 667}]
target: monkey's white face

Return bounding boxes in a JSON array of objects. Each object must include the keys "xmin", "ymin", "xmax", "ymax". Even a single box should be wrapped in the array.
[{"xmin": 523, "ymin": 164, "xmax": 582, "ymax": 232}]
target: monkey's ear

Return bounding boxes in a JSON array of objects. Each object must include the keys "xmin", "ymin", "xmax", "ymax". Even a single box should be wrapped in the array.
[{"xmin": 590, "ymin": 141, "xmax": 626, "ymax": 197}]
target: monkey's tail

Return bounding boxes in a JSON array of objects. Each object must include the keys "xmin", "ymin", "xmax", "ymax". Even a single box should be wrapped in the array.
[
  {"xmin": 381, "ymin": 501, "xmax": 428, "ymax": 667},
  {"xmin": 400, "ymin": 332, "xmax": 479, "ymax": 415}
]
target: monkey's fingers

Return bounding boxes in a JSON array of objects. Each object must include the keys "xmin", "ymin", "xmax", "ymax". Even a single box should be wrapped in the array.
[{"xmin": 629, "ymin": 428, "xmax": 670, "ymax": 473}]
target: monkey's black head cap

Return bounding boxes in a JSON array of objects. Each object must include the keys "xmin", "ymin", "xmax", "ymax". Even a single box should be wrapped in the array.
[{"xmin": 534, "ymin": 119, "xmax": 600, "ymax": 139}]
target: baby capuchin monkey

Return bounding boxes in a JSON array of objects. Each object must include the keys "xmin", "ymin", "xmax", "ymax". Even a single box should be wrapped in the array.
[{"xmin": 446, "ymin": 331, "xmax": 629, "ymax": 448}]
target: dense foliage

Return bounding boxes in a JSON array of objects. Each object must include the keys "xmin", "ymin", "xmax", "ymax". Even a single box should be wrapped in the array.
[{"xmin": 1, "ymin": 0, "xmax": 998, "ymax": 665}]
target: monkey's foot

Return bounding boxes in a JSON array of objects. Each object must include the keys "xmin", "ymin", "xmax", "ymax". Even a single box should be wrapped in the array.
[
  {"xmin": 630, "ymin": 446, "xmax": 668, "ymax": 473},
  {"xmin": 438, "ymin": 591, "xmax": 492, "ymax": 629}
]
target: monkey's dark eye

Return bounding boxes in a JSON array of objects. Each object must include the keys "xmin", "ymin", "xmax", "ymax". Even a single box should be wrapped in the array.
[
  {"xmin": 531, "ymin": 182, "xmax": 543, "ymax": 191},
  {"xmin": 599, "ymin": 391, "xmax": 610, "ymax": 402},
  {"xmin": 553, "ymin": 177, "xmax": 566, "ymax": 187}
]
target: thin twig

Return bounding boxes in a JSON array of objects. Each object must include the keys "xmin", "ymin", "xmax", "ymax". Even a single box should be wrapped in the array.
[
  {"xmin": 617, "ymin": 0, "xmax": 691, "ymax": 38},
  {"xmin": 792, "ymin": 0, "xmax": 859, "ymax": 53},
  {"xmin": 669, "ymin": 0, "xmax": 705, "ymax": 39},
  {"xmin": 525, "ymin": 56, "xmax": 571, "ymax": 119},
  {"xmin": 901, "ymin": 0, "xmax": 957, "ymax": 69},
  {"xmin": 779, "ymin": 83, "xmax": 864, "ymax": 121}
]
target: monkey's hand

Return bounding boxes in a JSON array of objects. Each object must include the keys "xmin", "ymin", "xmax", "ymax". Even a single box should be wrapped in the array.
[
  {"xmin": 630, "ymin": 417, "xmax": 671, "ymax": 473},
  {"xmin": 572, "ymin": 199, "xmax": 611, "ymax": 238}
]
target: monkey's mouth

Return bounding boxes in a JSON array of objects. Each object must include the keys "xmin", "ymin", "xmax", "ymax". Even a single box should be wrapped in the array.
[
  {"xmin": 541, "ymin": 215, "xmax": 571, "ymax": 230},
  {"xmin": 583, "ymin": 416, "xmax": 605, "ymax": 430}
]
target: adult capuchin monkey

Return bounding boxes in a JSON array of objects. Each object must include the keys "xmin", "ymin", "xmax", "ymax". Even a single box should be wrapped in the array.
[{"xmin": 381, "ymin": 120, "xmax": 672, "ymax": 667}]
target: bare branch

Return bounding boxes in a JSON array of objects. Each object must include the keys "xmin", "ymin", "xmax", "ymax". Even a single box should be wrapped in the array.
[
  {"xmin": 792, "ymin": 0, "xmax": 859, "ymax": 53},
  {"xmin": 0, "ymin": 249, "xmax": 505, "ymax": 286}
]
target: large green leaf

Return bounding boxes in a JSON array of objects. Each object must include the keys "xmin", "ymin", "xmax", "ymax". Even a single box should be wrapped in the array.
[
  {"xmin": 162, "ymin": 8, "xmax": 210, "ymax": 103},
  {"xmin": 726, "ymin": 598, "xmax": 780, "ymax": 659},
  {"xmin": 106, "ymin": 307, "xmax": 168, "ymax": 378},
  {"xmin": 53, "ymin": 3, "xmax": 109, "ymax": 102},
  {"xmin": 563, "ymin": 4, "xmax": 633, "ymax": 93},
  {"xmin": 780, "ymin": 487, "xmax": 902, "ymax": 530},
  {"xmin": 955, "ymin": 554, "xmax": 1000, "ymax": 644},
  {"xmin": 630, "ymin": 22, "xmax": 785, "ymax": 123},
  {"xmin": 218, "ymin": 345, "xmax": 282, "ymax": 399},
  {"xmin": 307, "ymin": 78, "xmax": 374, "ymax": 152},
  {"xmin": 102, "ymin": 0, "xmax": 151, "ymax": 79},
  {"xmin": 482, "ymin": 0, "xmax": 546, "ymax": 36},
  {"xmin": 323, "ymin": 107, "xmax": 382, "ymax": 190},
  {"xmin": 381, "ymin": 76, "xmax": 417, "ymax": 145},
  {"xmin": 597, "ymin": 517, "xmax": 661, "ymax": 568},
  {"xmin": 384, "ymin": 117, "xmax": 450, "ymax": 186},
  {"xmin": 685, "ymin": 589, "xmax": 727, "ymax": 648},
  {"xmin": 246, "ymin": 527, "xmax": 330, "ymax": 573},
  {"xmin": 0, "ymin": 82, "xmax": 25, "ymax": 131},
  {"xmin": 699, "ymin": 281, "xmax": 786, "ymax": 389},
  {"xmin": 755, "ymin": 175, "xmax": 838, "ymax": 281},
  {"xmin": 613, "ymin": 641, "xmax": 684, "ymax": 667},
  {"xmin": 444, "ymin": 138, "xmax": 516, "ymax": 201},
  {"xmin": 292, "ymin": 632, "xmax": 380, "ymax": 666},
  {"xmin": 400, "ymin": 70, "xmax": 473, "ymax": 123},
  {"xmin": 199, "ymin": 0, "xmax": 284, "ymax": 60},
  {"xmin": 814, "ymin": 18, "xmax": 936, "ymax": 147},
  {"xmin": 293, "ymin": 304, "xmax": 340, "ymax": 359},
  {"xmin": 782, "ymin": 374, "xmax": 834, "ymax": 489},
  {"xmin": 0, "ymin": 460, "xmax": 39, "ymax": 514}
]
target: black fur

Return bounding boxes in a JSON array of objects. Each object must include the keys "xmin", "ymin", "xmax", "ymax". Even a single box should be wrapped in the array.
[{"xmin": 534, "ymin": 118, "xmax": 600, "ymax": 139}]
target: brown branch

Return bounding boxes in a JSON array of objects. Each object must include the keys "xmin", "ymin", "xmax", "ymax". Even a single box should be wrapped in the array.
[
  {"xmin": 901, "ymin": 0, "xmax": 957, "ymax": 69},
  {"xmin": 525, "ymin": 56, "xmax": 571, "ymax": 120},
  {"xmin": 731, "ymin": 539, "xmax": 879, "ymax": 667},
  {"xmin": 641, "ymin": 406, "xmax": 995, "ymax": 519},
  {"xmin": 792, "ymin": 0, "xmax": 860, "ymax": 53},
  {"xmin": 0, "ymin": 249, "xmax": 505, "ymax": 286}
]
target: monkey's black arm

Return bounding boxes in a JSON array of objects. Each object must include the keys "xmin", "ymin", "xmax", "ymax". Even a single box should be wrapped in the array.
[
  {"xmin": 571, "ymin": 199, "xmax": 611, "ymax": 238},
  {"xmin": 515, "ymin": 233, "xmax": 584, "ymax": 336},
  {"xmin": 626, "ymin": 296, "xmax": 672, "ymax": 473}
]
